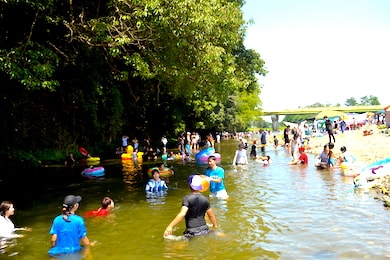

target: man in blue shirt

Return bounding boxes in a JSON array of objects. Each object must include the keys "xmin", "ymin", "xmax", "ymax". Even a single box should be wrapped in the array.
[{"xmin": 205, "ymin": 155, "xmax": 229, "ymax": 199}]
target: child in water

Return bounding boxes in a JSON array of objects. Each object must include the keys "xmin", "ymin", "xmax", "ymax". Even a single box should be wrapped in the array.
[{"xmin": 84, "ymin": 197, "xmax": 115, "ymax": 218}]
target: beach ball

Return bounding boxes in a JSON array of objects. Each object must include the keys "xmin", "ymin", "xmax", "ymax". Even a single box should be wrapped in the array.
[
  {"xmin": 188, "ymin": 175, "xmax": 210, "ymax": 192},
  {"xmin": 162, "ymin": 153, "xmax": 168, "ymax": 160}
]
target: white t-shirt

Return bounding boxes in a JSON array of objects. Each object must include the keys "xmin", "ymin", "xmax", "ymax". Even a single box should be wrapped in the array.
[
  {"xmin": 0, "ymin": 216, "xmax": 17, "ymax": 238},
  {"xmin": 234, "ymin": 149, "xmax": 248, "ymax": 164}
]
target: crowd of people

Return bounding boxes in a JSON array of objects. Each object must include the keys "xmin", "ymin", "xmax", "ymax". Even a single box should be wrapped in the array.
[
  {"xmin": 1, "ymin": 148, "xmax": 230, "ymax": 257},
  {"xmin": 3, "ymin": 123, "xmax": 376, "ymax": 257}
]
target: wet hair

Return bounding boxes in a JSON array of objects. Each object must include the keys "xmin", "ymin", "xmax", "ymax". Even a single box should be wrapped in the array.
[
  {"xmin": 101, "ymin": 197, "xmax": 113, "ymax": 209},
  {"xmin": 152, "ymin": 169, "xmax": 160, "ymax": 175},
  {"xmin": 340, "ymin": 146, "xmax": 347, "ymax": 152},
  {"xmin": 0, "ymin": 201, "xmax": 12, "ymax": 217}
]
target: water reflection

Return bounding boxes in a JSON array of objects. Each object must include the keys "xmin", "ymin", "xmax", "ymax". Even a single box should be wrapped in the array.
[
  {"xmin": 121, "ymin": 160, "xmax": 143, "ymax": 191},
  {"xmin": 0, "ymin": 239, "xmax": 19, "ymax": 257},
  {"xmin": 146, "ymin": 191, "xmax": 168, "ymax": 205}
]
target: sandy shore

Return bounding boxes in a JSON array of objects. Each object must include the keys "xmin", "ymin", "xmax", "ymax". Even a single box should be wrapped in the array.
[
  {"xmin": 305, "ymin": 129, "xmax": 390, "ymax": 165},
  {"xmin": 304, "ymin": 128, "xmax": 390, "ymax": 207}
]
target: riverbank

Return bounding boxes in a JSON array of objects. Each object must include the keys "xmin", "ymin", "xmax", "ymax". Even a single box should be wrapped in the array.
[{"xmin": 305, "ymin": 128, "xmax": 390, "ymax": 207}]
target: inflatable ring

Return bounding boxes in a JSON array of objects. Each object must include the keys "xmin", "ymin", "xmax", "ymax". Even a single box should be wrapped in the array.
[
  {"xmin": 86, "ymin": 157, "xmax": 100, "ymax": 162},
  {"xmin": 147, "ymin": 167, "xmax": 174, "ymax": 178},
  {"xmin": 82, "ymin": 166, "xmax": 105, "ymax": 177},
  {"xmin": 195, "ymin": 147, "xmax": 221, "ymax": 164}
]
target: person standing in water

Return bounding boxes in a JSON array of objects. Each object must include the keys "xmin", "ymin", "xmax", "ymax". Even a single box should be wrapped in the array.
[
  {"xmin": 48, "ymin": 195, "xmax": 94, "ymax": 256},
  {"xmin": 163, "ymin": 175, "xmax": 217, "ymax": 238},
  {"xmin": 145, "ymin": 169, "xmax": 168, "ymax": 193},
  {"xmin": 233, "ymin": 144, "xmax": 249, "ymax": 165},
  {"xmin": 0, "ymin": 201, "xmax": 31, "ymax": 239},
  {"xmin": 205, "ymin": 155, "xmax": 229, "ymax": 199},
  {"xmin": 250, "ymin": 140, "xmax": 257, "ymax": 158}
]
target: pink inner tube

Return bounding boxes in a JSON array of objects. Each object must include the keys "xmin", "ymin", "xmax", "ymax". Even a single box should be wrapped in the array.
[
  {"xmin": 83, "ymin": 166, "xmax": 104, "ymax": 173},
  {"xmin": 196, "ymin": 153, "xmax": 221, "ymax": 162}
]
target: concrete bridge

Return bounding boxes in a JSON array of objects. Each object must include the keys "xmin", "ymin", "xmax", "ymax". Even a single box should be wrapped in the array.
[
  {"xmin": 262, "ymin": 105, "xmax": 385, "ymax": 130},
  {"xmin": 262, "ymin": 105, "xmax": 384, "ymax": 116}
]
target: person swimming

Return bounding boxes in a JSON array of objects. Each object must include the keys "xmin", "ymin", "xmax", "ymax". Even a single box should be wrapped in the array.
[{"xmin": 84, "ymin": 197, "xmax": 115, "ymax": 218}]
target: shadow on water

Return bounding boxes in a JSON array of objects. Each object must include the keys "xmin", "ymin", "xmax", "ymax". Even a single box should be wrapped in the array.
[{"xmin": 1, "ymin": 138, "xmax": 390, "ymax": 259}]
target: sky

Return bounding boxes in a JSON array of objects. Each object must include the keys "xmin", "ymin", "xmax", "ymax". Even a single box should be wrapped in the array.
[{"xmin": 242, "ymin": 0, "xmax": 390, "ymax": 111}]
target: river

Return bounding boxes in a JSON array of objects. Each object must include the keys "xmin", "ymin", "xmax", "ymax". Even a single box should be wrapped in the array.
[{"xmin": 1, "ymin": 139, "xmax": 390, "ymax": 259}]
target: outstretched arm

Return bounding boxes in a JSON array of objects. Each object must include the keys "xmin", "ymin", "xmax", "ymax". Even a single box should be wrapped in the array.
[{"xmin": 163, "ymin": 206, "xmax": 188, "ymax": 237}]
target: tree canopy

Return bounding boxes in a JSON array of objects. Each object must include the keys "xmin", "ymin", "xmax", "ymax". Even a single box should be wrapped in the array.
[{"xmin": 0, "ymin": 0, "xmax": 267, "ymax": 163}]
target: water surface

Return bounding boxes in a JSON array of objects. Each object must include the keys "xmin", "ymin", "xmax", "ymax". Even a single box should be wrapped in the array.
[{"xmin": 1, "ymin": 139, "xmax": 390, "ymax": 259}]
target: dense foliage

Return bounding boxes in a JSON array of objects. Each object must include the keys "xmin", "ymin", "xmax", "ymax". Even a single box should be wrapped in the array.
[{"xmin": 0, "ymin": 0, "xmax": 267, "ymax": 164}]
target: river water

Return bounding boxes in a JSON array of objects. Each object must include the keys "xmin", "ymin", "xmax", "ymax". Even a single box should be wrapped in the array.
[{"xmin": 1, "ymin": 139, "xmax": 390, "ymax": 259}]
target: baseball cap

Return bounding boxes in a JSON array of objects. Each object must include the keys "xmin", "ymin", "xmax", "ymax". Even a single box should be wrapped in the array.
[{"xmin": 63, "ymin": 195, "xmax": 82, "ymax": 208}]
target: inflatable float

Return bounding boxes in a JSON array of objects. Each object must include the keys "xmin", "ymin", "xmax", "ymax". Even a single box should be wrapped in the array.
[
  {"xmin": 340, "ymin": 162, "xmax": 364, "ymax": 177},
  {"xmin": 81, "ymin": 166, "xmax": 105, "ymax": 177},
  {"xmin": 359, "ymin": 158, "xmax": 390, "ymax": 180},
  {"xmin": 121, "ymin": 152, "xmax": 144, "ymax": 160},
  {"xmin": 79, "ymin": 147, "xmax": 101, "ymax": 164},
  {"xmin": 86, "ymin": 156, "xmax": 100, "ymax": 163},
  {"xmin": 78, "ymin": 146, "xmax": 89, "ymax": 156},
  {"xmin": 147, "ymin": 167, "xmax": 174, "ymax": 178},
  {"xmin": 353, "ymin": 158, "xmax": 390, "ymax": 188},
  {"xmin": 195, "ymin": 147, "xmax": 221, "ymax": 164}
]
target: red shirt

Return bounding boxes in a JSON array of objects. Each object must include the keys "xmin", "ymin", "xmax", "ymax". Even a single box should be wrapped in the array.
[
  {"xmin": 298, "ymin": 152, "xmax": 308, "ymax": 164},
  {"xmin": 84, "ymin": 208, "xmax": 109, "ymax": 218}
]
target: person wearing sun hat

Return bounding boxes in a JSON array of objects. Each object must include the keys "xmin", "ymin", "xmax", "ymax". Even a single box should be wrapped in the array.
[
  {"xmin": 48, "ymin": 195, "xmax": 94, "ymax": 256},
  {"xmin": 163, "ymin": 175, "xmax": 217, "ymax": 238}
]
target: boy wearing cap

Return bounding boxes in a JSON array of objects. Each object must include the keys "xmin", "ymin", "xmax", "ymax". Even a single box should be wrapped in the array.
[
  {"xmin": 163, "ymin": 175, "xmax": 217, "ymax": 238},
  {"xmin": 48, "ymin": 195, "xmax": 93, "ymax": 256}
]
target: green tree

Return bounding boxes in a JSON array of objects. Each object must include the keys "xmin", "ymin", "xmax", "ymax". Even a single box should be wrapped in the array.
[
  {"xmin": 359, "ymin": 95, "xmax": 380, "ymax": 106},
  {"xmin": 345, "ymin": 97, "xmax": 358, "ymax": 106},
  {"xmin": 0, "ymin": 0, "xmax": 267, "ymax": 165}
]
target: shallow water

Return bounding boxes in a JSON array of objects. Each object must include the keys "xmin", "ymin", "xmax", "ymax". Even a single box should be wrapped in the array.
[{"xmin": 1, "ymin": 139, "xmax": 390, "ymax": 259}]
